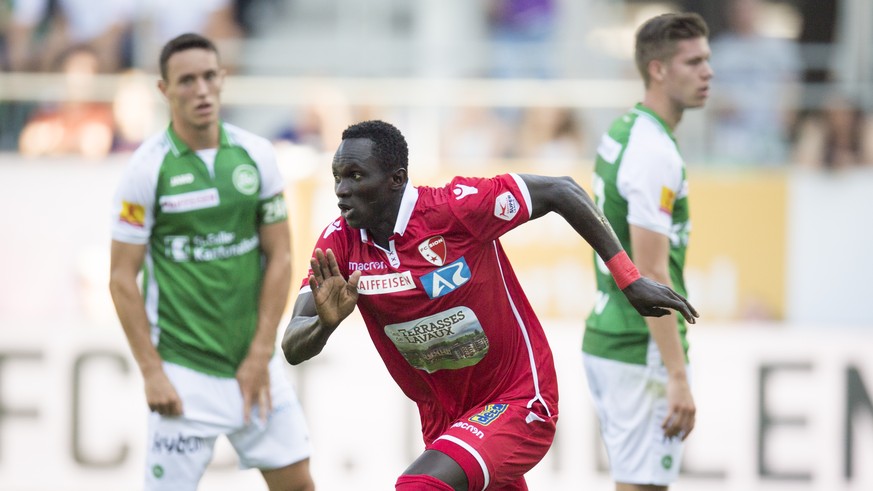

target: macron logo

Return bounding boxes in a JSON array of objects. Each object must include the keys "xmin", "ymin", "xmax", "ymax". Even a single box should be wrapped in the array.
[{"xmin": 453, "ymin": 184, "xmax": 478, "ymax": 200}]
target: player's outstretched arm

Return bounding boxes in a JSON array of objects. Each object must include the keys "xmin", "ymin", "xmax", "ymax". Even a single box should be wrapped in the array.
[
  {"xmin": 519, "ymin": 174, "xmax": 698, "ymax": 323},
  {"xmin": 282, "ymin": 248, "xmax": 361, "ymax": 365}
]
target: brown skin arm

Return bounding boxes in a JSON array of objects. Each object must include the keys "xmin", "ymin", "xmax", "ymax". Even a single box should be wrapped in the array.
[
  {"xmin": 282, "ymin": 248, "xmax": 361, "ymax": 365},
  {"xmin": 519, "ymin": 174, "xmax": 698, "ymax": 323},
  {"xmin": 109, "ymin": 240, "xmax": 182, "ymax": 416},
  {"xmin": 236, "ymin": 220, "xmax": 292, "ymax": 424}
]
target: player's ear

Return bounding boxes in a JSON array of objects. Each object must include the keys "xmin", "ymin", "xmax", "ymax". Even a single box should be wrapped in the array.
[
  {"xmin": 391, "ymin": 168, "xmax": 407, "ymax": 189},
  {"xmin": 648, "ymin": 59, "xmax": 665, "ymax": 83}
]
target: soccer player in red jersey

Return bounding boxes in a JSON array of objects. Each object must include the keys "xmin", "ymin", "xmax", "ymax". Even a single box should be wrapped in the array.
[{"xmin": 282, "ymin": 120, "xmax": 697, "ymax": 491}]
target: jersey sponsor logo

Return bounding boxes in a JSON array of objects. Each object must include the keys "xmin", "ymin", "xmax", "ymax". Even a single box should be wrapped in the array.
[
  {"xmin": 232, "ymin": 164, "xmax": 259, "ymax": 195},
  {"xmin": 151, "ymin": 432, "xmax": 207, "ymax": 455},
  {"xmin": 169, "ymin": 173, "xmax": 194, "ymax": 187},
  {"xmin": 451, "ymin": 421, "xmax": 484, "ymax": 439},
  {"xmin": 356, "ymin": 271, "xmax": 416, "ymax": 295},
  {"xmin": 323, "ymin": 219, "xmax": 343, "ymax": 239},
  {"xmin": 453, "ymin": 183, "xmax": 478, "ymax": 200},
  {"xmin": 419, "ymin": 257, "xmax": 471, "ymax": 299},
  {"xmin": 468, "ymin": 403, "xmax": 508, "ymax": 426},
  {"xmin": 261, "ymin": 194, "xmax": 288, "ymax": 223},
  {"xmin": 659, "ymin": 186, "xmax": 675, "ymax": 215},
  {"xmin": 159, "ymin": 188, "xmax": 220, "ymax": 213},
  {"xmin": 493, "ymin": 192, "xmax": 520, "ymax": 221},
  {"xmin": 349, "ymin": 261, "xmax": 387, "ymax": 271},
  {"xmin": 384, "ymin": 306, "xmax": 488, "ymax": 373},
  {"xmin": 164, "ymin": 232, "xmax": 259, "ymax": 262},
  {"xmin": 418, "ymin": 235, "xmax": 447, "ymax": 267},
  {"xmin": 119, "ymin": 201, "xmax": 145, "ymax": 227},
  {"xmin": 597, "ymin": 134, "xmax": 622, "ymax": 164}
]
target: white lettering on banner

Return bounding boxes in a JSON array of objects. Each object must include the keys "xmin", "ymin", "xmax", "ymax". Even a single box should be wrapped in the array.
[
  {"xmin": 356, "ymin": 271, "xmax": 415, "ymax": 295},
  {"xmin": 159, "ymin": 188, "xmax": 220, "ymax": 213},
  {"xmin": 1, "ymin": 325, "xmax": 873, "ymax": 490}
]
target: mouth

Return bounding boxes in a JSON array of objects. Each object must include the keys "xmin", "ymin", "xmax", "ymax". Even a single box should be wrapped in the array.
[
  {"xmin": 195, "ymin": 102, "xmax": 213, "ymax": 115},
  {"xmin": 338, "ymin": 202, "xmax": 352, "ymax": 217}
]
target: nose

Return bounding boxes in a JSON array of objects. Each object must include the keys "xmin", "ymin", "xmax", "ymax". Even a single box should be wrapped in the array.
[
  {"xmin": 335, "ymin": 178, "xmax": 351, "ymax": 197},
  {"xmin": 703, "ymin": 60, "xmax": 714, "ymax": 80},
  {"xmin": 195, "ymin": 76, "xmax": 210, "ymax": 95}
]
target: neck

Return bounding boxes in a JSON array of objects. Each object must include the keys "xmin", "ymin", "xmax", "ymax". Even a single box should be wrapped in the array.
[
  {"xmin": 174, "ymin": 120, "xmax": 220, "ymax": 150},
  {"xmin": 642, "ymin": 92, "xmax": 682, "ymax": 131}
]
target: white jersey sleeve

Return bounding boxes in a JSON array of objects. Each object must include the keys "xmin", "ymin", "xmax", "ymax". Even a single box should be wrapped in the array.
[
  {"xmin": 616, "ymin": 119, "xmax": 684, "ymax": 237},
  {"xmin": 109, "ymin": 133, "xmax": 167, "ymax": 244}
]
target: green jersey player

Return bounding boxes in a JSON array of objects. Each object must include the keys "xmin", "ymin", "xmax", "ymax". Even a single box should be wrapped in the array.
[
  {"xmin": 109, "ymin": 33, "xmax": 314, "ymax": 491},
  {"xmin": 583, "ymin": 12, "xmax": 712, "ymax": 491}
]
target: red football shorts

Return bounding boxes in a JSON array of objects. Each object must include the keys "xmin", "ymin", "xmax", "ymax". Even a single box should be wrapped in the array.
[{"xmin": 425, "ymin": 401, "xmax": 557, "ymax": 491}]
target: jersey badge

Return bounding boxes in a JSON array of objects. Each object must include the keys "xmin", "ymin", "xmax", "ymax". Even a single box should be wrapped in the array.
[
  {"xmin": 468, "ymin": 403, "xmax": 508, "ymax": 426},
  {"xmin": 453, "ymin": 184, "xmax": 478, "ymax": 200},
  {"xmin": 419, "ymin": 257, "xmax": 471, "ymax": 299},
  {"xmin": 418, "ymin": 236, "xmax": 447, "ymax": 267},
  {"xmin": 493, "ymin": 191, "xmax": 520, "ymax": 221},
  {"xmin": 120, "ymin": 201, "xmax": 145, "ymax": 228},
  {"xmin": 659, "ymin": 186, "xmax": 675, "ymax": 215},
  {"xmin": 232, "ymin": 164, "xmax": 260, "ymax": 195}
]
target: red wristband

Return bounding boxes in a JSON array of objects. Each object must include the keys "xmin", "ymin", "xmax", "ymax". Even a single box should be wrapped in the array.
[{"xmin": 605, "ymin": 250, "xmax": 641, "ymax": 290}]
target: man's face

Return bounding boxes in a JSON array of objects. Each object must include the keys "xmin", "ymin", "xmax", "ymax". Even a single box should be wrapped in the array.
[
  {"xmin": 663, "ymin": 37, "xmax": 713, "ymax": 109},
  {"xmin": 332, "ymin": 138, "xmax": 397, "ymax": 230},
  {"xmin": 159, "ymin": 48, "xmax": 224, "ymax": 130}
]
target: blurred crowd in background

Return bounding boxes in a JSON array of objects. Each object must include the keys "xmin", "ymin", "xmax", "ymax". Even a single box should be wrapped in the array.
[{"xmin": 1, "ymin": 0, "xmax": 871, "ymax": 171}]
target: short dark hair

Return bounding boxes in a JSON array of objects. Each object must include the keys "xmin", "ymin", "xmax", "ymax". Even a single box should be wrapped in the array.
[
  {"xmin": 159, "ymin": 33, "xmax": 219, "ymax": 81},
  {"xmin": 341, "ymin": 120, "xmax": 409, "ymax": 172},
  {"xmin": 635, "ymin": 12, "xmax": 709, "ymax": 86}
]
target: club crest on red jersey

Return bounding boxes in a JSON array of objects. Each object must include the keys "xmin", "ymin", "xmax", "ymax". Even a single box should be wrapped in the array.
[{"xmin": 418, "ymin": 235, "xmax": 447, "ymax": 266}]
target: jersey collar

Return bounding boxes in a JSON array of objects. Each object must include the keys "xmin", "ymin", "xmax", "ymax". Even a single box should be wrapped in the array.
[
  {"xmin": 632, "ymin": 103, "xmax": 676, "ymax": 142},
  {"xmin": 360, "ymin": 181, "xmax": 419, "ymax": 243},
  {"xmin": 164, "ymin": 122, "xmax": 231, "ymax": 157}
]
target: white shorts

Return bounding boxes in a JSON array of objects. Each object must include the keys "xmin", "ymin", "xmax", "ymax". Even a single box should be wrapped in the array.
[
  {"xmin": 144, "ymin": 353, "xmax": 311, "ymax": 491},
  {"xmin": 583, "ymin": 353, "xmax": 690, "ymax": 486}
]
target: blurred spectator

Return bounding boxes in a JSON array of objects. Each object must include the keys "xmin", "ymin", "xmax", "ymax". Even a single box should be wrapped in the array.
[
  {"xmin": 707, "ymin": 0, "xmax": 802, "ymax": 166},
  {"xmin": 515, "ymin": 106, "xmax": 587, "ymax": 166},
  {"xmin": 6, "ymin": 0, "xmax": 134, "ymax": 73},
  {"xmin": 134, "ymin": 0, "xmax": 246, "ymax": 73},
  {"xmin": 274, "ymin": 86, "xmax": 354, "ymax": 153},
  {"xmin": 486, "ymin": 0, "xmax": 557, "ymax": 78},
  {"xmin": 441, "ymin": 106, "xmax": 512, "ymax": 166},
  {"xmin": 17, "ymin": 45, "xmax": 115, "ymax": 159},
  {"xmin": 791, "ymin": 90, "xmax": 873, "ymax": 170}
]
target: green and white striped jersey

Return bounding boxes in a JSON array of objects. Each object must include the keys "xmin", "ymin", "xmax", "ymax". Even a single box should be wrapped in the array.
[
  {"xmin": 111, "ymin": 122, "xmax": 288, "ymax": 377},
  {"xmin": 584, "ymin": 103, "xmax": 690, "ymax": 365}
]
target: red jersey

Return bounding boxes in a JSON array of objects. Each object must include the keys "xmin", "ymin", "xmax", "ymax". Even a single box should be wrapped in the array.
[{"xmin": 303, "ymin": 174, "xmax": 558, "ymax": 426}]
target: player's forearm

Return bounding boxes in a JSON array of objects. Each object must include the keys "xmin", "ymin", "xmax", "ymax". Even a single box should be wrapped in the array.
[
  {"xmin": 249, "ymin": 255, "xmax": 292, "ymax": 360},
  {"xmin": 281, "ymin": 315, "xmax": 337, "ymax": 365},
  {"xmin": 108, "ymin": 277, "xmax": 163, "ymax": 376},
  {"xmin": 645, "ymin": 313, "xmax": 688, "ymax": 379}
]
